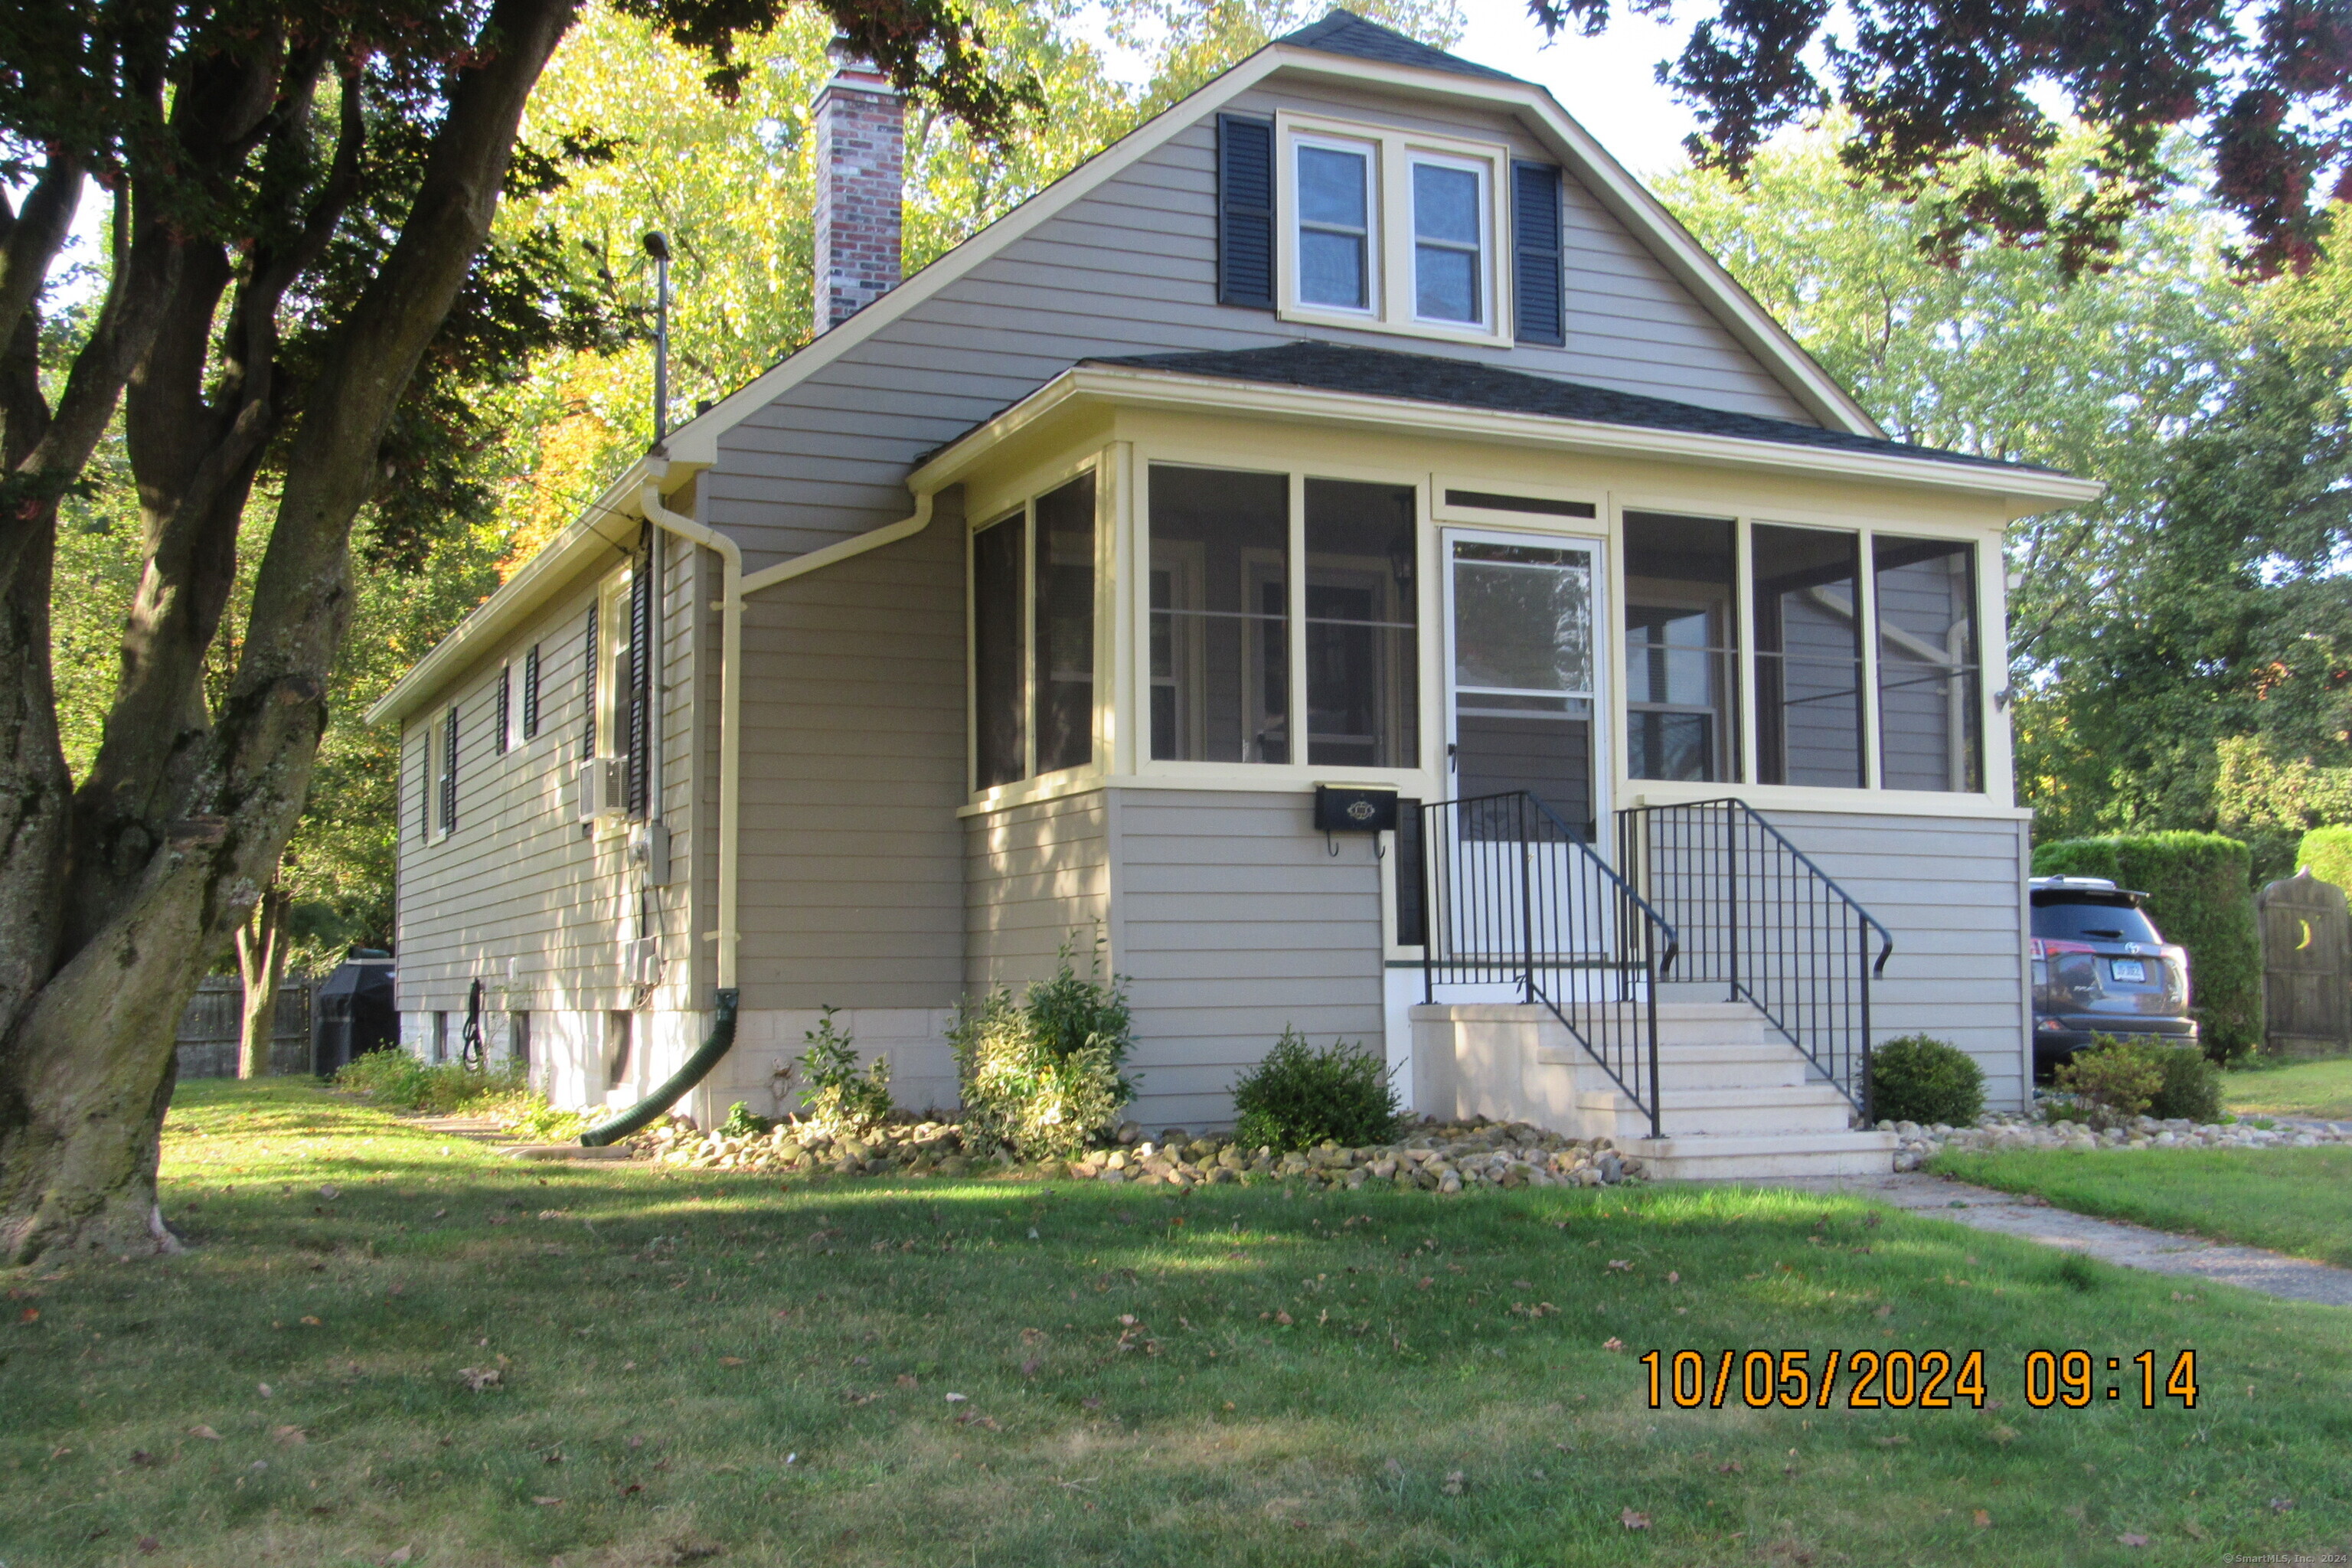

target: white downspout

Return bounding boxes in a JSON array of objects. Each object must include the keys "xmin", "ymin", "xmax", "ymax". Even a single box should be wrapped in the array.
[
  {"xmin": 639, "ymin": 471, "xmax": 742, "ymax": 993},
  {"xmin": 636, "ymin": 474, "xmax": 937, "ymax": 997}
]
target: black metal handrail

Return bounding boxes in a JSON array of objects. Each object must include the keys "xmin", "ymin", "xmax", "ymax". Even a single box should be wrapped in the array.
[
  {"xmin": 1615, "ymin": 798, "xmax": 1894, "ymax": 1118},
  {"xmin": 1416, "ymin": 792, "xmax": 1681, "ymax": 1138}
]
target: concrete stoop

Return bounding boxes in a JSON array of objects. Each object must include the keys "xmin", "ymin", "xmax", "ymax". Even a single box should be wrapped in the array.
[{"xmin": 1410, "ymin": 999, "xmax": 1896, "ymax": 1181}]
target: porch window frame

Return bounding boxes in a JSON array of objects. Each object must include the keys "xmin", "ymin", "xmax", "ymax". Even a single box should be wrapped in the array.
[{"xmin": 965, "ymin": 450, "xmax": 1113, "ymax": 802}]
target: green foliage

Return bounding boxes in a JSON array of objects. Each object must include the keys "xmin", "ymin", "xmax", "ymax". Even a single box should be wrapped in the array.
[
  {"xmin": 2146, "ymin": 1044, "xmax": 2224, "ymax": 1124},
  {"xmin": 328, "ymin": 1050, "xmax": 584, "ymax": 1135},
  {"xmin": 1229, "ymin": 1027, "xmax": 1402, "ymax": 1153},
  {"xmin": 2298, "ymin": 826, "xmax": 2352, "ymax": 897},
  {"xmin": 950, "ymin": 948, "xmax": 1134, "ymax": 1161},
  {"xmin": 795, "ymin": 1008, "xmax": 893, "ymax": 1134},
  {"xmin": 2053, "ymin": 1038, "xmax": 2166, "ymax": 1128},
  {"xmin": 1865, "ymin": 1035, "xmax": 1984, "ymax": 1127},
  {"xmin": 2033, "ymin": 832, "xmax": 2264, "ymax": 1060},
  {"xmin": 720, "ymin": 1100, "xmax": 774, "ymax": 1138}
]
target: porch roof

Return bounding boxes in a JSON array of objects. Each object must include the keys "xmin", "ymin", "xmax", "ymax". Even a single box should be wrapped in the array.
[{"xmin": 1079, "ymin": 341, "xmax": 2060, "ymax": 479}]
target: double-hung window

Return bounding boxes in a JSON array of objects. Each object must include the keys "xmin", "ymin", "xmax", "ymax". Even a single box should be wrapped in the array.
[
  {"xmin": 971, "ymin": 469, "xmax": 1099, "ymax": 792},
  {"xmin": 1276, "ymin": 116, "xmax": 1511, "ymax": 343},
  {"xmin": 1410, "ymin": 157, "xmax": 1486, "ymax": 326},
  {"xmin": 1295, "ymin": 138, "xmax": 1375, "ymax": 312}
]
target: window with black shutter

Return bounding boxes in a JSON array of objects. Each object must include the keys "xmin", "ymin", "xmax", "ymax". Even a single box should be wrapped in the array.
[
  {"xmin": 522, "ymin": 643, "xmax": 541, "ymax": 738},
  {"xmin": 495, "ymin": 665, "xmax": 511, "ymax": 754},
  {"xmin": 1511, "ymin": 161, "xmax": 1563, "ymax": 345},
  {"xmin": 1218, "ymin": 114, "xmax": 1276, "ymax": 309},
  {"xmin": 440, "ymin": 704, "xmax": 459, "ymax": 832},
  {"xmin": 581, "ymin": 603, "xmax": 598, "ymax": 760},
  {"xmin": 626, "ymin": 541, "xmax": 653, "ymax": 817}
]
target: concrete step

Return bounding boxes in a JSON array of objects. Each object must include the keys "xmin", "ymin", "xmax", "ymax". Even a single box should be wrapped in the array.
[
  {"xmin": 1541, "ymin": 1040, "xmax": 1811, "ymax": 1089},
  {"xmin": 1625, "ymin": 1129, "xmax": 1899, "ymax": 1181},
  {"xmin": 1577, "ymin": 1084, "xmax": 1858, "ymax": 1138}
]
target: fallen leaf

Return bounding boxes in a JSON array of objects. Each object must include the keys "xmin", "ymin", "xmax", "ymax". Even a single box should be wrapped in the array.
[
  {"xmin": 1606, "ymin": 1259, "xmax": 1633, "ymax": 1272},
  {"xmin": 318, "ymin": 1184, "xmax": 339, "ymax": 1200},
  {"xmin": 1416, "ymin": 1277, "xmax": 1433, "ymax": 1290},
  {"xmin": 16, "ymin": 1308, "xmax": 36, "ymax": 1324},
  {"xmin": 1972, "ymin": 1510, "xmax": 1991, "ymax": 1529},
  {"xmin": 457, "ymin": 1367, "xmax": 501, "ymax": 1392},
  {"xmin": 945, "ymin": 1392, "xmax": 969, "ymax": 1403},
  {"xmin": 1717, "ymin": 1462, "xmax": 1743, "ymax": 1474},
  {"xmin": 188, "ymin": 1426, "xmax": 221, "ymax": 1441},
  {"xmin": 137, "ymin": 1538, "xmax": 160, "ymax": 1555},
  {"xmin": 1020, "ymin": 1357, "xmax": 1040, "ymax": 1378},
  {"xmin": 1873, "ymin": 1305, "xmax": 1893, "ymax": 1319},
  {"xmin": 533, "ymin": 1495, "xmax": 564, "ymax": 1506},
  {"xmin": 1988, "ymin": 1424, "xmax": 2018, "ymax": 1446},
  {"xmin": 1274, "ymin": 1311, "xmax": 1292, "ymax": 1326},
  {"xmin": 2269, "ymin": 1497, "xmax": 2295, "ymax": 1514},
  {"xmin": 1442, "ymin": 1470, "xmax": 1468, "ymax": 1495},
  {"xmin": 1874, "ymin": 1435, "xmax": 1909, "ymax": 1448},
  {"xmin": 1602, "ymin": 1337, "xmax": 1625, "ymax": 1351},
  {"xmin": 2182, "ymin": 1521, "xmax": 2209, "ymax": 1540},
  {"xmin": 272, "ymin": 1426, "xmax": 307, "ymax": 1446},
  {"xmin": 2117, "ymin": 1534, "xmax": 2150, "ymax": 1547},
  {"xmin": 1620, "ymin": 1508, "xmax": 1651, "ymax": 1530},
  {"xmin": 1666, "ymin": 1271, "xmax": 1680, "ymax": 1284},
  {"xmin": 718, "ymin": 1356, "xmax": 745, "ymax": 1367},
  {"xmin": 130, "ymin": 1449, "xmax": 158, "ymax": 1467},
  {"xmin": 383, "ymin": 1549, "xmax": 413, "ymax": 1567},
  {"xmin": 299, "ymin": 1316, "xmax": 321, "ymax": 1327},
  {"xmin": 257, "ymin": 1383, "xmax": 273, "ymax": 1398}
]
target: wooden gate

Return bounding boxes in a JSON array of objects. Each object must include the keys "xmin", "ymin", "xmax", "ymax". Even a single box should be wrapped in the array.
[
  {"xmin": 175, "ymin": 976, "xmax": 315, "ymax": 1079},
  {"xmin": 2258, "ymin": 869, "xmax": 2352, "ymax": 1058}
]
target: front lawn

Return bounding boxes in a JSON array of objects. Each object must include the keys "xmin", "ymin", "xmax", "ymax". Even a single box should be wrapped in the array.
[
  {"xmin": 2224, "ymin": 1055, "xmax": 2352, "ymax": 1121},
  {"xmin": 5, "ymin": 1080, "xmax": 2349, "ymax": 1566},
  {"xmin": 1930, "ymin": 1145, "xmax": 2352, "ymax": 1269}
]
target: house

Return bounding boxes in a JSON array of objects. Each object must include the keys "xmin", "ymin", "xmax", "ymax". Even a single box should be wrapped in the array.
[{"xmin": 368, "ymin": 12, "xmax": 2097, "ymax": 1174}]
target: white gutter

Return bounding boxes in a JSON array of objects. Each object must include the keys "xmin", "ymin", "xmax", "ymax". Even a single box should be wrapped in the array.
[{"xmin": 635, "ymin": 471, "xmax": 937, "ymax": 994}]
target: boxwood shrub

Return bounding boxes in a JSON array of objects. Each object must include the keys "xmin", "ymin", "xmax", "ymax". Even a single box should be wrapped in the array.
[
  {"xmin": 1230, "ymin": 1027, "xmax": 1402, "ymax": 1152},
  {"xmin": 1866, "ymin": 1035, "xmax": 1984, "ymax": 1126},
  {"xmin": 2033, "ymin": 831, "xmax": 2262, "ymax": 1063}
]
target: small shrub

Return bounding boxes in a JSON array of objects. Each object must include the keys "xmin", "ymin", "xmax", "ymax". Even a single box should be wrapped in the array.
[
  {"xmin": 1866, "ymin": 1036, "xmax": 1984, "ymax": 1126},
  {"xmin": 505, "ymin": 1100, "xmax": 588, "ymax": 1142},
  {"xmin": 2034, "ymin": 831, "xmax": 2262, "ymax": 1063},
  {"xmin": 2052, "ymin": 1036, "xmax": 2164, "ymax": 1128},
  {"xmin": 720, "ymin": 1100, "xmax": 774, "ymax": 1138},
  {"xmin": 2298, "ymin": 825, "xmax": 2352, "ymax": 898},
  {"xmin": 2145, "ymin": 1042, "xmax": 2223, "ymax": 1122},
  {"xmin": 952, "ymin": 944, "xmax": 1134, "ymax": 1161},
  {"xmin": 796, "ymin": 1008, "xmax": 893, "ymax": 1133},
  {"xmin": 1230, "ymin": 1027, "xmax": 1401, "ymax": 1152},
  {"xmin": 334, "ymin": 1052, "xmax": 524, "ymax": 1114}
]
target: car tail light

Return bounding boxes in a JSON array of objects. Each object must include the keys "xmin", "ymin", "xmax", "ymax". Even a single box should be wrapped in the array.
[
  {"xmin": 2161, "ymin": 943, "xmax": 2190, "ymax": 1005},
  {"xmin": 2030, "ymin": 938, "xmax": 2098, "ymax": 959}
]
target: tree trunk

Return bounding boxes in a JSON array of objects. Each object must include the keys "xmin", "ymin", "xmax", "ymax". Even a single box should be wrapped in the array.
[
  {"xmin": 236, "ymin": 880, "xmax": 290, "ymax": 1080},
  {"xmin": 0, "ymin": 0, "xmax": 578, "ymax": 1267}
]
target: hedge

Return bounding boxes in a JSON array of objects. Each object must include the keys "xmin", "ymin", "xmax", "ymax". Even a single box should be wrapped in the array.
[
  {"xmin": 2298, "ymin": 825, "xmax": 2352, "ymax": 897},
  {"xmin": 2032, "ymin": 832, "xmax": 2262, "ymax": 1063}
]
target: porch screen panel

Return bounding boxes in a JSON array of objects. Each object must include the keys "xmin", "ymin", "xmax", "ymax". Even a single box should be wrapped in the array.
[
  {"xmin": 1624, "ymin": 511, "xmax": 1739, "ymax": 782},
  {"xmin": 1753, "ymin": 523, "xmax": 1864, "ymax": 788},
  {"xmin": 1305, "ymin": 479, "xmax": 1418, "ymax": 767},
  {"xmin": 1873, "ymin": 536, "xmax": 1982, "ymax": 792},
  {"xmin": 1148, "ymin": 465, "xmax": 1289, "ymax": 763},
  {"xmin": 972, "ymin": 511, "xmax": 1026, "ymax": 789},
  {"xmin": 1033, "ymin": 473, "xmax": 1096, "ymax": 775},
  {"xmin": 1452, "ymin": 540, "xmax": 1595, "ymax": 838}
]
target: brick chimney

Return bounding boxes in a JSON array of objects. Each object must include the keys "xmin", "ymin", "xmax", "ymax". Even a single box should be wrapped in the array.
[{"xmin": 811, "ymin": 41, "xmax": 904, "ymax": 334}]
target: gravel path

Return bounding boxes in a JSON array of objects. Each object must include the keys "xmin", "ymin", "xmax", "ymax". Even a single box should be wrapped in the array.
[{"xmin": 1779, "ymin": 1171, "xmax": 2352, "ymax": 1308}]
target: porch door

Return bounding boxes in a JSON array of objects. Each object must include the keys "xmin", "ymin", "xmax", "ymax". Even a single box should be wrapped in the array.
[{"xmin": 1441, "ymin": 530, "xmax": 1609, "ymax": 959}]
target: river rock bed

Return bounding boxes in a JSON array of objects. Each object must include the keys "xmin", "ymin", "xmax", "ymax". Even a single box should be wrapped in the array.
[
  {"xmin": 629, "ymin": 1115, "xmax": 1645, "ymax": 1191},
  {"xmin": 1885, "ymin": 1110, "xmax": 2352, "ymax": 1171}
]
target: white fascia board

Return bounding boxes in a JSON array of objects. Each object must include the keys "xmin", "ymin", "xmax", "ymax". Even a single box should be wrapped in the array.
[
  {"xmin": 362, "ymin": 457, "xmax": 700, "ymax": 726},
  {"xmin": 912, "ymin": 366, "xmax": 2105, "ymax": 508},
  {"xmin": 663, "ymin": 41, "xmax": 1877, "ymax": 468}
]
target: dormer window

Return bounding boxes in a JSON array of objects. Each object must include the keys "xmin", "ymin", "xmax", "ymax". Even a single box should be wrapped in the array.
[
  {"xmin": 1295, "ymin": 138, "xmax": 1375, "ymax": 311},
  {"xmin": 1410, "ymin": 157, "xmax": 1486, "ymax": 325}
]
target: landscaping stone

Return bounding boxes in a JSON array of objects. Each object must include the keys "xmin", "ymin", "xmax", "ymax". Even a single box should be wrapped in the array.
[{"xmin": 1877, "ymin": 1106, "xmax": 2352, "ymax": 1171}]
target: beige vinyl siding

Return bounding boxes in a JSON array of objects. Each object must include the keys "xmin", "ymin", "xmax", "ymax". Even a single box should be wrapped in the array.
[
  {"xmin": 708, "ymin": 70, "xmax": 1816, "ymax": 573},
  {"xmin": 965, "ymin": 790, "xmax": 1112, "ymax": 993},
  {"xmin": 1759, "ymin": 810, "xmax": 2031, "ymax": 1109},
  {"xmin": 1112, "ymin": 788, "xmax": 1387, "ymax": 1129},
  {"xmin": 729, "ymin": 492, "xmax": 967, "ymax": 1010}
]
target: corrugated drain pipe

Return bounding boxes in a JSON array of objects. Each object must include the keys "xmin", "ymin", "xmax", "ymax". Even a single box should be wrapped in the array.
[{"xmin": 579, "ymin": 987, "xmax": 739, "ymax": 1145}]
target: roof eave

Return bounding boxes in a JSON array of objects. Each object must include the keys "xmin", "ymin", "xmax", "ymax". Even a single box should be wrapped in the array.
[
  {"xmin": 912, "ymin": 364, "xmax": 2103, "ymax": 508},
  {"xmin": 361, "ymin": 456, "xmax": 701, "ymax": 727}
]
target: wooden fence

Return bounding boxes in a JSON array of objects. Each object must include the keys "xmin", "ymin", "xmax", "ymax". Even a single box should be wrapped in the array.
[{"xmin": 175, "ymin": 975, "xmax": 318, "ymax": 1080}]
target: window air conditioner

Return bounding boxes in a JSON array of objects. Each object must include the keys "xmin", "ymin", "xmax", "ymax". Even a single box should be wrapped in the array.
[{"xmin": 574, "ymin": 756, "xmax": 623, "ymax": 822}]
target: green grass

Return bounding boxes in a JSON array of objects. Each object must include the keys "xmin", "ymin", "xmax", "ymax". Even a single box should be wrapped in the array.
[
  {"xmin": 2224, "ymin": 1055, "xmax": 2352, "ymax": 1120},
  {"xmin": 1932, "ymin": 1145, "xmax": 2352, "ymax": 1269},
  {"xmin": 6, "ymin": 1081, "xmax": 2351, "ymax": 1566}
]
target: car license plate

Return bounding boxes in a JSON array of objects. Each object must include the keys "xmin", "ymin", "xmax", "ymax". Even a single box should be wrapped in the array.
[{"xmin": 2110, "ymin": 958, "xmax": 2147, "ymax": 982}]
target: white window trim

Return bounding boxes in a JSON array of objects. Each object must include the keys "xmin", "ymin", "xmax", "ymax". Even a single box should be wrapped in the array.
[
  {"xmin": 1406, "ymin": 150, "xmax": 1493, "ymax": 331},
  {"xmin": 1289, "ymin": 129, "xmax": 1380, "ymax": 318},
  {"xmin": 1273, "ymin": 111, "xmax": 1512, "ymax": 347}
]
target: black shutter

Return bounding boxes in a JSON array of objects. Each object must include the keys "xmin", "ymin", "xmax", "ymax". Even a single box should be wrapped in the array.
[
  {"xmin": 442, "ymin": 704, "xmax": 459, "ymax": 831},
  {"xmin": 1218, "ymin": 113, "xmax": 1276, "ymax": 309},
  {"xmin": 582, "ymin": 602, "xmax": 598, "ymax": 760},
  {"xmin": 1511, "ymin": 161, "xmax": 1564, "ymax": 346},
  {"xmin": 495, "ymin": 666, "xmax": 511, "ymax": 754},
  {"xmin": 626, "ymin": 532, "xmax": 653, "ymax": 818},
  {"xmin": 522, "ymin": 644, "xmax": 541, "ymax": 739}
]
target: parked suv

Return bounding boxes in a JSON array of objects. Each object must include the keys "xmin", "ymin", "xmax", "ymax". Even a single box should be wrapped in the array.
[{"xmin": 2030, "ymin": 875, "xmax": 2197, "ymax": 1076}]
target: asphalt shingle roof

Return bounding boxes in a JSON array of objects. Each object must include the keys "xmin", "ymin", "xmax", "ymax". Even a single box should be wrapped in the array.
[
  {"xmin": 1276, "ymin": 9, "xmax": 1520, "ymax": 82},
  {"xmin": 1081, "ymin": 340, "xmax": 2053, "ymax": 475}
]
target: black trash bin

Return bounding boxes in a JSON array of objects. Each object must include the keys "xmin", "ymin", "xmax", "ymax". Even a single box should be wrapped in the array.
[{"xmin": 312, "ymin": 950, "xmax": 397, "ymax": 1077}]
